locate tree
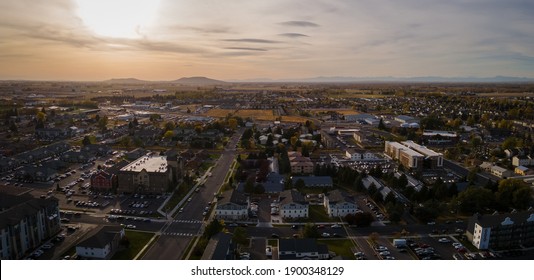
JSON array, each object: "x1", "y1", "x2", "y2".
[
  {"x1": 163, "y1": 130, "x2": 174, "y2": 139},
  {"x1": 228, "y1": 118, "x2": 238, "y2": 130},
  {"x1": 82, "y1": 135, "x2": 92, "y2": 146},
  {"x1": 164, "y1": 121, "x2": 175, "y2": 131},
  {"x1": 457, "y1": 187, "x2": 495, "y2": 214},
  {"x1": 204, "y1": 219, "x2": 223, "y2": 239},
  {"x1": 378, "y1": 118, "x2": 386, "y2": 130},
  {"x1": 496, "y1": 179, "x2": 532, "y2": 210},
  {"x1": 232, "y1": 227, "x2": 249, "y2": 248},
  {"x1": 345, "y1": 212, "x2": 374, "y2": 227},
  {"x1": 97, "y1": 115, "x2": 108, "y2": 131},
  {"x1": 294, "y1": 178, "x2": 305, "y2": 190}
]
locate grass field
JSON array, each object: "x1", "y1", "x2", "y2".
[
  {"x1": 309, "y1": 109, "x2": 361, "y2": 115},
  {"x1": 112, "y1": 230, "x2": 155, "y2": 260},
  {"x1": 317, "y1": 239, "x2": 357, "y2": 259}
]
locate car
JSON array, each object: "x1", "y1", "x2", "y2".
[
  {"x1": 354, "y1": 252, "x2": 364, "y2": 257},
  {"x1": 202, "y1": 211, "x2": 208, "y2": 216},
  {"x1": 179, "y1": 208, "x2": 184, "y2": 213},
  {"x1": 292, "y1": 234, "x2": 300, "y2": 238},
  {"x1": 228, "y1": 223, "x2": 238, "y2": 227},
  {"x1": 321, "y1": 232, "x2": 331, "y2": 238},
  {"x1": 384, "y1": 256, "x2": 396, "y2": 260},
  {"x1": 316, "y1": 224, "x2": 325, "y2": 229},
  {"x1": 331, "y1": 224, "x2": 341, "y2": 228},
  {"x1": 291, "y1": 225, "x2": 299, "y2": 230},
  {"x1": 427, "y1": 221, "x2": 436, "y2": 225},
  {"x1": 379, "y1": 251, "x2": 391, "y2": 256},
  {"x1": 125, "y1": 224, "x2": 136, "y2": 229},
  {"x1": 438, "y1": 238, "x2": 451, "y2": 243},
  {"x1": 187, "y1": 197, "x2": 192, "y2": 202},
  {"x1": 41, "y1": 243, "x2": 53, "y2": 250},
  {"x1": 455, "y1": 228, "x2": 464, "y2": 233}
]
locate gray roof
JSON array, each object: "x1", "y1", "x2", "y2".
[
  {"x1": 0, "y1": 188, "x2": 58, "y2": 229},
  {"x1": 76, "y1": 225, "x2": 123, "y2": 249},
  {"x1": 279, "y1": 189, "x2": 306, "y2": 205},
  {"x1": 291, "y1": 176, "x2": 333, "y2": 186},
  {"x1": 218, "y1": 190, "x2": 248, "y2": 206},
  {"x1": 326, "y1": 189, "x2": 354, "y2": 204},
  {"x1": 468, "y1": 211, "x2": 534, "y2": 232}
]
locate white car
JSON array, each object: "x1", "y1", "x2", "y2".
[
  {"x1": 321, "y1": 232, "x2": 331, "y2": 238},
  {"x1": 331, "y1": 224, "x2": 342, "y2": 228},
  {"x1": 438, "y1": 238, "x2": 451, "y2": 243}
]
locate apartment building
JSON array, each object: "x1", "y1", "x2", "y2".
[{"x1": 467, "y1": 211, "x2": 534, "y2": 250}]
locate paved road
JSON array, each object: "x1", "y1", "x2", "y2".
[{"x1": 142, "y1": 129, "x2": 244, "y2": 260}]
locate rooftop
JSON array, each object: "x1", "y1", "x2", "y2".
[
  {"x1": 120, "y1": 155, "x2": 168, "y2": 173},
  {"x1": 401, "y1": 140, "x2": 442, "y2": 157}
]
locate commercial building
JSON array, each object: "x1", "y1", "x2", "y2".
[
  {"x1": 0, "y1": 187, "x2": 61, "y2": 259},
  {"x1": 117, "y1": 151, "x2": 182, "y2": 194},
  {"x1": 90, "y1": 170, "x2": 117, "y2": 193},
  {"x1": 401, "y1": 141, "x2": 444, "y2": 168},
  {"x1": 467, "y1": 211, "x2": 534, "y2": 250}
]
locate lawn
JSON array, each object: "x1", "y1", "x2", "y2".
[
  {"x1": 317, "y1": 239, "x2": 357, "y2": 259},
  {"x1": 112, "y1": 230, "x2": 155, "y2": 260},
  {"x1": 308, "y1": 205, "x2": 335, "y2": 222}
]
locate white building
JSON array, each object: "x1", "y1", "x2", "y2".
[
  {"x1": 215, "y1": 190, "x2": 249, "y2": 221},
  {"x1": 324, "y1": 190, "x2": 358, "y2": 218},
  {"x1": 279, "y1": 189, "x2": 308, "y2": 219},
  {"x1": 490, "y1": 165, "x2": 512, "y2": 178},
  {"x1": 345, "y1": 149, "x2": 378, "y2": 161},
  {"x1": 468, "y1": 211, "x2": 534, "y2": 250},
  {"x1": 75, "y1": 226, "x2": 124, "y2": 259},
  {"x1": 512, "y1": 156, "x2": 533, "y2": 167}
]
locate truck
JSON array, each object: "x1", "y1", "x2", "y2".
[{"x1": 393, "y1": 239, "x2": 407, "y2": 248}]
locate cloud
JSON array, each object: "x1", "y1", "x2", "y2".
[
  {"x1": 223, "y1": 38, "x2": 280, "y2": 44},
  {"x1": 224, "y1": 47, "x2": 268, "y2": 52},
  {"x1": 279, "y1": 21, "x2": 319, "y2": 27},
  {"x1": 278, "y1": 33, "x2": 309, "y2": 38}
]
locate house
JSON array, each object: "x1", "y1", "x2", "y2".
[
  {"x1": 291, "y1": 176, "x2": 333, "y2": 188},
  {"x1": 278, "y1": 189, "x2": 308, "y2": 219},
  {"x1": 395, "y1": 115, "x2": 418, "y2": 124},
  {"x1": 81, "y1": 144, "x2": 112, "y2": 156},
  {"x1": 288, "y1": 152, "x2": 314, "y2": 174},
  {"x1": 75, "y1": 225, "x2": 125, "y2": 259},
  {"x1": 278, "y1": 239, "x2": 329, "y2": 260},
  {"x1": 324, "y1": 190, "x2": 358, "y2": 218},
  {"x1": 479, "y1": 162, "x2": 494, "y2": 172},
  {"x1": 490, "y1": 165, "x2": 512, "y2": 178},
  {"x1": 14, "y1": 166, "x2": 57, "y2": 182},
  {"x1": 0, "y1": 186, "x2": 61, "y2": 259},
  {"x1": 201, "y1": 232, "x2": 234, "y2": 260},
  {"x1": 512, "y1": 156, "x2": 533, "y2": 167},
  {"x1": 515, "y1": 166, "x2": 533, "y2": 176},
  {"x1": 35, "y1": 127, "x2": 69, "y2": 140},
  {"x1": 90, "y1": 170, "x2": 117, "y2": 193},
  {"x1": 467, "y1": 211, "x2": 534, "y2": 250},
  {"x1": 215, "y1": 190, "x2": 249, "y2": 221},
  {"x1": 61, "y1": 151, "x2": 93, "y2": 163},
  {"x1": 345, "y1": 149, "x2": 377, "y2": 161},
  {"x1": 261, "y1": 172, "x2": 285, "y2": 193}
]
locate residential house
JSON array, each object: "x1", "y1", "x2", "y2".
[
  {"x1": 215, "y1": 190, "x2": 249, "y2": 221},
  {"x1": 467, "y1": 211, "x2": 534, "y2": 250},
  {"x1": 515, "y1": 166, "x2": 533, "y2": 176},
  {"x1": 288, "y1": 152, "x2": 314, "y2": 175},
  {"x1": 291, "y1": 176, "x2": 333, "y2": 188},
  {"x1": 81, "y1": 144, "x2": 112, "y2": 157},
  {"x1": 0, "y1": 186, "x2": 61, "y2": 259},
  {"x1": 61, "y1": 151, "x2": 93, "y2": 163},
  {"x1": 75, "y1": 225, "x2": 125, "y2": 259},
  {"x1": 278, "y1": 189, "x2": 308, "y2": 219},
  {"x1": 490, "y1": 165, "x2": 512, "y2": 179},
  {"x1": 512, "y1": 156, "x2": 533, "y2": 167},
  {"x1": 324, "y1": 190, "x2": 358, "y2": 218},
  {"x1": 278, "y1": 239, "x2": 329, "y2": 260}
]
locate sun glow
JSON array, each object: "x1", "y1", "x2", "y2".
[{"x1": 75, "y1": 0, "x2": 160, "y2": 38}]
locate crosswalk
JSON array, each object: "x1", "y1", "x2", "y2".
[
  {"x1": 162, "y1": 232, "x2": 195, "y2": 237},
  {"x1": 172, "y1": 219, "x2": 202, "y2": 224}
]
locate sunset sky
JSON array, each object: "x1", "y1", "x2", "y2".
[{"x1": 0, "y1": 0, "x2": 533, "y2": 81}]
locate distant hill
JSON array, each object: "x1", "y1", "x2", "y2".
[
  {"x1": 103, "y1": 78, "x2": 148, "y2": 84},
  {"x1": 172, "y1": 76, "x2": 227, "y2": 85},
  {"x1": 231, "y1": 76, "x2": 534, "y2": 83}
]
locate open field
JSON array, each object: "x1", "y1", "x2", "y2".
[
  {"x1": 204, "y1": 108, "x2": 276, "y2": 121},
  {"x1": 308, "y1": 109, "x2": 361, "y2": 115}
]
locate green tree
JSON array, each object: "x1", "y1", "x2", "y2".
[
  {"x1": 163, "y1": 130, "x2": 174, "y2": 139},
  {"x1": 204, "y1": 219, "x2": 224, "y2": 239},
  {"x1": 496, "y1": 179, "x2": 532, "y2": 210},
  {"x1": 457, "y1": 187, "x2": 495, "y2": 214},
  {"x1": 232, "y1": 227, "x2": 249, "y2": 248},
  {"x1": 82, "y1": 135, "x2": 92, "y2": 146}
]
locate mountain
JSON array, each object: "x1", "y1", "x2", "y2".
[
  {"x1": 103, "y1": 78, "x2": 148, "y2": 84},
  {"x1": 172, "y1": 76, "x2": 227, "y2": 85}
]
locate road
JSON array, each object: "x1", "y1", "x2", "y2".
[{"x1": 142, "y1": 128, "x2": 244, "y2": 259}]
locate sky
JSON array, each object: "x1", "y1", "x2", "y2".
[{"x1": 0, "y1": 0, "x2": 533, "y2": 81}]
